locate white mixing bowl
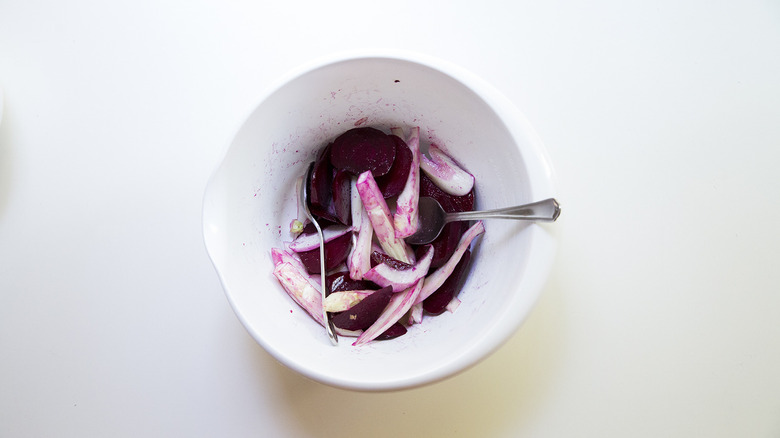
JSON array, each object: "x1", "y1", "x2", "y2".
[{"x1": 203, "y1": 50, "x2": 558, "y2": 391}]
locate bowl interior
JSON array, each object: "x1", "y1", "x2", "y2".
[{"x1": 203, "y1": 54, "x2": 556, "y2": 390}]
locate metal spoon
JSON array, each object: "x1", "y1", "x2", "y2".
[
  {"x1": 405, "y1": 197, "x2": 561, "y2": 245},
  {"x1": 299, "y1": 162, "x2": 338, "y2": 345}
]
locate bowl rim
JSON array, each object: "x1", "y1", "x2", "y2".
[{"x1": 202, "y1": 49, "x2": 558, "y2": 391}]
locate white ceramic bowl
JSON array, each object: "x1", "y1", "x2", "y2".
[{"x1": 203, "y1": 51, "x2": 558, "y2": 391}]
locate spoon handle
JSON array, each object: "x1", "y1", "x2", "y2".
[{"x1": 446, "y1": 198, "x2": 561, "y2": 222}]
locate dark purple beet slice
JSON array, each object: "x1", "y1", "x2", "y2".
[
  {"x1": 375, "y1": 135, "x2": 412, "y2": 198},
  {"x1": 309, "y1": 144, "x2": 339, "y2": 222},
  {"x1": 375, "y1": 322, "x2": 407, "y2": 340},
  {"x1": 331, "y1": 286, "x2": 393, "y2": 331},
  {"x1": 370, "y1": 251, "x2": 414, "y2": 270},
  {"x1": 429, "y1": 222, "x2": 463, "y2": 268},
  {"x1": 331, "y1": 169, "x2": 352, "y2": 226},
  {"x1": 423, "y1": 249, "x2": 471, "y2": 315},
  {"x1": 330, "y1": 127, "x2": 396, "y2": 177},
  {"x1": 298, "y1": 232, "x2": 352, "y2": 274},
  {"x1": 326, "y1": 271, "x2": 380, "y2": 296}
]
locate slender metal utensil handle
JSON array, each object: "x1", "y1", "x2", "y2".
[
  {"x1": 447, "y1": 198, "x2": 561, "y2": 222},
  {"x1": 301, "y1": 163, "x2": 338, "y2": 346}
]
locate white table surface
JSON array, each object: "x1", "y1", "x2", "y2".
[{"x1": 2, "y1": 1, "x2": 779, "y2": 436}]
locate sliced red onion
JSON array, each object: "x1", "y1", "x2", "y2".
[
  {"x1": 349, "y1": 177, "x2": 362, "y2": 230},
  {"x1": 353, "y1": 278, "x2": 424, "y2": 346},
  {"x1": 322, "y1": 290, "x2": 375, "y2": 312},
  {"x1": 356, "y1": 170, "x2": 411, "y2": 264},
  {"x1": 273, "y1": 262, "x2": 325, "y2": 327},
  {"x1": 408, "y1": 302, "x2": 423, "y2": 325},
  {"x1": 445, "y1": 297, "x2": 461, "y2": 313},
  {"x1": 289, "y1": 224, "x2": 352, "y2": 252},
  {"x1": 419, "y1": 144, "x2": 475, "y2": 196},
  {"x1": 363, "y1": 245, "x2": 433, "y2": 292},
  {"x1": 416, "y1": 221, "x2": 484, "y2": 304},
  {"x1": 347, "y1": 178, "x2": 373, "y2": 280},
  {"x1": 272, "y1": 256, "x2": 362, "y2": 337},
  {"x1": 271, "y1": 247, "x2": 307, "y2": 273},
  {"x1": 393, "y1": 127, "x2": 421, "y2": 238}
]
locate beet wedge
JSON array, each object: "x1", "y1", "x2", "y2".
[
  {"x1": 375, "y1": 322, "x2": 407, "y2": 340},
  {"x1": 423, "y1": 249, "x2": 471, "y2": 315},
  {"x1": 375, "y1": 133, "x2": 413, "y2": 198},
  {"x1": 353, "y1": 279, "x2": 424, "y2": 346},
  {"x1": 331, "y1": 286, "x2": 393, "y2": 331},
  {"x1": 296, "y1": 231, "x2": 353, "y2": 274}
]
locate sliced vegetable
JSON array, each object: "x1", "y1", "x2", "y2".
[
  {"x1": 393, "y1": 127, "x2": 421, "y2": 238},
  {"x1": 273, "y1": 261, "x2": 326, "y2": 326},
  {"x1": 349, "y1": 177, "x2": 363, "y2": 230},
  {"x1": 364, "y1": 245, "x2": 433, "y2": 292},
  {"x1": 331, "y1": 127, "x2": 396, "y2": 176},
  {"x1": 356, "y1": 170, "x2": 411, "y2": 264},
  {"x1": 419, "y1": 144, "x2": 474, "y2": 196},
  {"x1": 347, "y1": 177, "x2": 374, "y2": 281},
  {"x1": 445, "y1": 297, "x2": 461, "y2": 313},
  {"x1": 417, "y1": 221, "x2": 484, "y2": 304},
  {"x1": 289, "y1": 219, "x2": 304, "y2": 235},
  {"x1": 419, "y1": 173, "x2": 476, "y2": 267},
  {"x1": 271, "y1": 247, "x2": 307, "y2": 273},
  {"x1": 376, "y1": 134, "x2": 413, "y2": 198},
  {"x1": 326, "y1": 271, "x2": 379, "y2": 295},
  {"x1": 331, "y1": 169, "x2": 352, "y2": 226},
  {"x1": 297, "y1": 231, "x2": 353, "y2": 274},
  {"x1": 289, "y1": 225, "x2": 351, "y2": 252},
  {"x1": 370, "y1": 251, "x2": 413, "y2": 270},
  {"x1": 331, "y1": 286, "x2": 393, "y2": 331},
  {"x1": 423, "y1": 249, "x2": 471, "y2": 315},
  {"x1": 409, "y1": 302, "x2": 423, "y2": 325},
  {"x1": 353, "y1": 279, "x2": 424, "y2": 346},
  {"x1": 309, "y1": 143, "x2": 338, "y2": 221},
  {"x1": 272, "y1": 259, "x2": 362, "y2": 337},
  {"x1": 375, "y1": 322, "x2": 407, "y2": 340},
  {"x1": 323, "y1": 290, "x2": 376, "y2": 312}
]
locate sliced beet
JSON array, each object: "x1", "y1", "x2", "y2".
[
  {"x1": 331, "y1": 286, "x2": 393, "y2": 331},
  {"x1": 298, "y1": 231, "x2": 352, "y2": 274},
  {"x1": 331, "y1": 169, "x2": 352, "y2": 226},
  {"x1": 423, "y1": 249, "x2": 471, "y2": 315},
  {"x1": 375, "y1": 135, "x2": 413, "y2": 198},
  {"x1": 375, "y1": 322, "x2": 407, "y2": 340},
  {"x1": 370, "y1": 251, "x2": 414, "y2": 270},
  {"x1": 330, "y1": 127, "x2": 396, "y2": 177},
  {"x1": 429, "y1": 222, "x2": 463, "y2": 268},
  {"x1": 326, "y1": 271, "x2": 380, "y2": 296},
  {"x1": 309, "y1": 144, "x2": 339, "y2": 222}
]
